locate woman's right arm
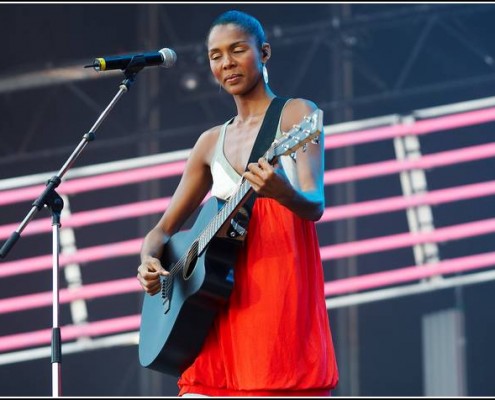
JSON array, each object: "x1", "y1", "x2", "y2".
[{"x1": 137, "y1": 128, "x2": 218, "y2": 295}]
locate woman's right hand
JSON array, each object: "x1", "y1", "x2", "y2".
[{"x1": 137, "y1": 256, "x2": 169, "y2": 296}]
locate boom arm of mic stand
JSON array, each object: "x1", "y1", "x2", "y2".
[{"x1": 0, "y1": 61, "x2": 145, "y2": 259}]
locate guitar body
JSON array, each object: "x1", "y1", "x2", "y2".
[{"x1": 138, "y1": 196, "x2": 244, "y2": 376}]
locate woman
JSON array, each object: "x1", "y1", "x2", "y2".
[{"x1": 137, "y1": 9, "x2": 339, "y2": 396}]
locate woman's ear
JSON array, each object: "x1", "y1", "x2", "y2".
[{"x1": 261, "y1": 43, "x2": 271, "y2": 62}]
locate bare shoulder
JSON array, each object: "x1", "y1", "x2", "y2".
[
  {"x1": 280, "y1": 98, "x2": 320, "y2": 132},
  {"x1": 192, "y1": 124, "x2": 223, "y2": 166},
  {"x1": 196, "y1": 124, "x2": 221, "y2": 146}
]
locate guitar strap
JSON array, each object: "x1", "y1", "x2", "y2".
[{"x1": 242, "y1": 96, "x2": 288, "y2": 214}]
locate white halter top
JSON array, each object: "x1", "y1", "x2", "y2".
[{"x1": 210, "y1": 101, "x2": 300, "y2": 201}]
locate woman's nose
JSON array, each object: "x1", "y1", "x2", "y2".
[{"x1": 222, "y1": 54, "x2": 236, "y2": 68}]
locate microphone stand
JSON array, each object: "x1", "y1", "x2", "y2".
[{"x1": 0, "y1": 58, "x2": 148, "y2": 397}]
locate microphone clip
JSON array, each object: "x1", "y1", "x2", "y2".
[
  {"x1": 123, "y1": 55, "x2": 147, "y2": 74},
  {"x1": 120, "y1": 55, "x2": 148, "y2": 90}
]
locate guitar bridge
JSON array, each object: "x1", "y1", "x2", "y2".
[{"x1": 161, "y1": 275, "x2": 173, "y2": 314}]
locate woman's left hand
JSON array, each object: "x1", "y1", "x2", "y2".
[{"x1": 243, "y1": 157, "x2": 293, "y2": 200}]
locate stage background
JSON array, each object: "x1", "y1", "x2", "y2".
[{"x1": 0, "y1": 3, "x2": 494, "y2": 396}]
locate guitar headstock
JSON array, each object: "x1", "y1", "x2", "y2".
[{"x1": 265, "y1": 108, "x2": 323, "y2": 162}]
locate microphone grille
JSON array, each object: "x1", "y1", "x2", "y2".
[{"x1": 159, "y1": 48, "x2": 177, "y2": 68}]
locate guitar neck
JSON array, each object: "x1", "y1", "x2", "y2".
[{"x1": 198, "y1": 179, "x2": 253, "y2": 254}]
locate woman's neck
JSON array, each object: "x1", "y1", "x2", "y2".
[{"x1": 232, "y1": 85, "x2": 276, "y2": 124}]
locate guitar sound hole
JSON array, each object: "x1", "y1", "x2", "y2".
[{"x1": 183, "y1": 242, "x2": 199, "y2": 280}]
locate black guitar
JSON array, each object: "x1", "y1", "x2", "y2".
[{"x1": 138, "y1": 109, "x2": 323, "y2": 376}]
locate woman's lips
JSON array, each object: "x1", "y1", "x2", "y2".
[{"x1": 225, "y1": 74, "x2": 241, "y2": 83}]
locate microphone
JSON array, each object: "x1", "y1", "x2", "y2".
[{"x1": 85, "y1": 48, "x2": 177, "y2": 71}]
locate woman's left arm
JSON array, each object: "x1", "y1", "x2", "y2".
[{"x1": 243, "y1": 98, "x2": 325, "y2": 221}]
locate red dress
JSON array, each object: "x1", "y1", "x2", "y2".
[{"x1": 177, "y1": 197, "x2": 339, "y2": 396}]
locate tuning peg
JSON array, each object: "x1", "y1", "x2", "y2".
[{"x1": 291, "y1": 135, "x2": 300, "y2": 144}]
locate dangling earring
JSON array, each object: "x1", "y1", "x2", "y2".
[{"x1": 262, "y1": 64, "x2": 269, "y2": 84}]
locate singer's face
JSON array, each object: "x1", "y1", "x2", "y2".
[{"x1": 207, "y1": 24, "x2": 263, "y2": 95}]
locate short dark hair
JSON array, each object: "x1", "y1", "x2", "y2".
[{"x1": 207, "y1": 10, "x2": 266, "y2": 48}]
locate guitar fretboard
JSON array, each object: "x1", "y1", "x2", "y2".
[{"x1": 198, "y1": 178, "x2": 253, "y2": 254}]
